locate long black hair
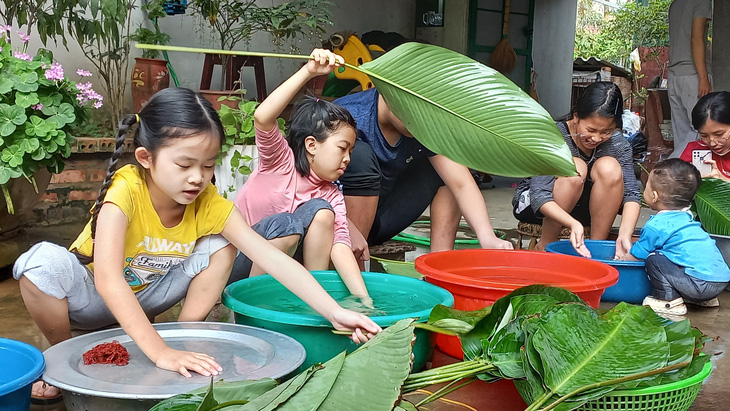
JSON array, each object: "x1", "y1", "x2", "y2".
[
  {"x1": 568, "y1": 81, "x2": 624, "y2": 130},
  {"x1": 692, "y1": 91, "x2": 730, "y2": 131},
  {"x1": 286, "y1": 95, "x2": 357, "y2": 177},
  {"x1": 74, "y1": 88, "x2": 224, "y2": 264}
]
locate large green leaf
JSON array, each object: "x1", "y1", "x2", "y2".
[
  {"x1": 149, "y1": 379, "x2": 278, "y2": 411},
  {"x1": 529, "y1": 303, "x2": 669, "y2": 398},
  {"x1": 240, "y1": 366, "x2": 317, "y2": 411},
  {"x1": 356, "y1": 42, "x2": 576, "y2": 177},
  {"x1": 318, "y1": 318, "x2": 415, "y2": 411},
  {"x1": 277, "y1": 351, "x2": 346, "y2": 410},
  {"x1": 694, "y1": 178, "x2": 730, "y2": 235}
]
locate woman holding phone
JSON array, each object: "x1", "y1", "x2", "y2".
[{"x1": 680, "y1": 91, "x2": 730, "y2": 182}]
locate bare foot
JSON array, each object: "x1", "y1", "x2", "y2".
[{"x1": 31, "y1": 380, "x2": 61, "y2": 400}]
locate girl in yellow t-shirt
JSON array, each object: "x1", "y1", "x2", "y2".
[{"x1": 14, "y1": 87, "x2": 380, "y2": 402}]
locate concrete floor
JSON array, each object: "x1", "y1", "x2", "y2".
[{"x1": 0, "y1": 176, "x2": 726, "y2": 410}]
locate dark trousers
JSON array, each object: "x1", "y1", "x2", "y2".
[
  {"x1": 645, "y1": 253, "x2": 727, "y2": 301},
  {"x1": 339, "y1": 140, "x2": 445, "y2": 245}
]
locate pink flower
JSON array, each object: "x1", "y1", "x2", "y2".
[
  {"x1": 31, "y1": 103, "x2": 44, "y2": 110},
  {"x1": 13, "y1": 52, "x2": 32, "y2": 61},
  {"x1": 93, "y1": 101, "x2": 103, "y2": 109},
  {"x1": 76, "y1": 69, "x2": 92, "y2": 77},
  {"x1": 44, "y1": 62, "x2": 65, "y2": 81},
  {"x1": 18, "y1": 32, "x2": 30, "y2": 43}
]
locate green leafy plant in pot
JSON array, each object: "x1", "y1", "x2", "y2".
[
  {"x1": 213, "y1": 92, "x2": 285, "y2": 198},
  {"x1": 188, "y1": 0, "x2": 333, "y2": 92},
  {"x1": 0, "y1": 30, "x2": 102, "y2": 225}
]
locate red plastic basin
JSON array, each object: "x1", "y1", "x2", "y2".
[{"x1": 415, "y1": 249, "x2": 618, "y2": 359}]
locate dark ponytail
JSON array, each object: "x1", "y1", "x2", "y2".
[
  {"x1": 692, "y1": 91, "x2": 730, "y2": 132},
  {"x1": 74, "y1": 88, "x2": 224, "y2": 264},
  {"x1": 570, "y1": 81, "x2": 624, "y2": 130},
  {"x1": 287, "y1": 95, "x2": 357, "y2": 176}
]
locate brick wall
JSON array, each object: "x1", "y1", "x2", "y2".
[{"x1": 31, "y1": 137, "x2": 134, "y2": 226}]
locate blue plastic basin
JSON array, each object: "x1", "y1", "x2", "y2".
[
  {"x1": 0, "y1": 338, "x2": 45, "y2": 411},
  {"x1": 545, "y1": 240, "x2": 651, "y2": 303},
  {"x1": 223, "y1": 271, "x2": 454, "y2": 371}
]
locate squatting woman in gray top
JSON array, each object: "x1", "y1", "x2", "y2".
[{"x1": 512, "y1": 82, "x2": 641, "y2": 259}]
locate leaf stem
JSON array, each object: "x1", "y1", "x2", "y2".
[
  {"x1": 331, "y1": 321, "x2": 460, "y2": 336},
  {"x1": 414, "y1": 377, "x2": 478, "y2": 407},
  {"x1": 208, "y1": 400, "x2": 250, "y2": 410}
]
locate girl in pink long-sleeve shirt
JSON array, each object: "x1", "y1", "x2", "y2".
[{"x1": 231, "y1": 49, "x2": 369, "y2": 298}]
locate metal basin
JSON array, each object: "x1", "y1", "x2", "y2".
[{"x1": 42, "y1": 322, "x2": 306, "y2": 410}]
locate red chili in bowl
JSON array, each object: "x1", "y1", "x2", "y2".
[{"x1": 82, "y1": 340, "x2": 129, "y2": 366}]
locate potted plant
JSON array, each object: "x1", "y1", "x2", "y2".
[
  {"x1": 0, "y1": 29, "x2": 102, "y2": 232},
  {"x1": 188, "y1": 0, "x2": 333, "y2": 98},
  {"x1": 130, "y1": 0, "x2": 172, "y2": 112},
  {"x1": 212, "y1": 92, "x2": 285, "y2": 198}
]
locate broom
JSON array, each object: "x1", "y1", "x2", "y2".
[{"x1": 489, "y1": 0, "x2": 516, "y2": 74}]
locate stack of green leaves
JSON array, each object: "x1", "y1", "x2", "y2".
[
  {"x1": 150, "y1": 318, "x2": 419, "y2": 411},
  {"x1": 406, "y1": 285, "x2": 709, "y2": 410},
  {"x1": 693, "y1": 177, "x2": 730, "y2": 236}
]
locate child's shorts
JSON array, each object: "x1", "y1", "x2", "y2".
[
  {"x1": 12, "y1": 235, "x2": 230, "y2": 330},
  {"x1": 229, "y1": 198, "x2": 334, "y2": 284}
]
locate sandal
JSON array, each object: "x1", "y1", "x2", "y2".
[{"x1": 30, "y1": 380, "x2": 64, "y2": 405}]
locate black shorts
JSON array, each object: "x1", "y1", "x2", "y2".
[
  {"x1": 513, "y1": 181, "x2": 594, "y2": 226},
  {"x1": 339, "y1": 140, "x2": 444, "y2": 245}
]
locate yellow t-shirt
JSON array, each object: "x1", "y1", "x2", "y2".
[{"x1": 70, "y1": 165, "x2": 234, "y2": 292}]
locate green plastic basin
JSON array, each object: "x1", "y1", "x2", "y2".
[{"x1": 222, "y1": 271, "x2": 454, "y2": 371}]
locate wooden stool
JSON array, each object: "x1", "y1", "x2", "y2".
[
  {"x1": 369, "y1": 240, "x2": 416, "y2": 262},
  {"x1": 199, "y1": 54, "x2": 268, "y2": 102},
  {"x1": 516, "y1": 221, "x2": 591, "y2": 250}
]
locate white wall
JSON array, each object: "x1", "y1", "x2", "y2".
[
  {"x1": 154, "y1": 0, "x2": 416, "y2": 97},
  {"x1": 532, "y1": 0, "x2": 577, "y2": 118},
  {"x1": 18, "y1": 1, "x2": 415, "y2": 114}
]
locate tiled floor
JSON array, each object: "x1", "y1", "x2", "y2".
[{"x1": 0, "y1": 176, "x2": 726, "y2": 410}]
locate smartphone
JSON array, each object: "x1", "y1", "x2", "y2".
[{"x1": 692, "y1": 149, "x2": 713, "y2": 176}]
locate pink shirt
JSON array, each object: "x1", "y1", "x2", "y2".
[{"x1": 234, "y1": 126, "x2": 351, "y2": 247}]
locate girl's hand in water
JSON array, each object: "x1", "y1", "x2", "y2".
[
  {"x1": 569, "y1": 222, "x2": 592, "y2": 258},
  {"x1": 306, "y1": 48, "x2": 344, "y2": 76},
  {"x1": 329, "y1": 308, "x2": 382, "y2": 344},
  {"x1": 155, "y1": 347, "x2": 223, "y2": 378}
]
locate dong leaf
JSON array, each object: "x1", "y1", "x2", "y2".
[
  {"x1": 149, "y1": 380, "x2": 278, "y2": 411},
  {"x1": 461, "y1": 285, "x2": 585, "y2": 360},
  {"x1": 694, "y1": 178, "x2": 730, "y2": 236},
  {"x1": 356, "y1": 42, "x2": 576, "y2": 177},
  {"x1": 240, "y1": 366, "x2": 317, "y2": 411},
  {"x1": 529, "y1": 303, "x2": 669, "y2": 400},
  {"x1": 277, "y1": 351, "x2": 345, "y2": 410},
  {"x1": 318, "y1": 318, "x2": 415, "y2": 411}
]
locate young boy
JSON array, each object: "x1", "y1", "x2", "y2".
[{"x1": 620, "y1": 159, "x2": 729, "y2": 317}]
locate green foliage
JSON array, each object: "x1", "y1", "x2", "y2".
[
  {"x1": 575, "y1": 0, "x2": 670, "y2": 66},
  {"x1": 0, "y1": 35, "x2": 100, "y2": 213},
  {"x1": 130, "y1": 28, "x2": 171, "y2": 60},
  {"x1": 189, "y1": 0, "x2": 333, "y2": 52},
  {"x1": 6, "y1": 0, "x2": 136, "y2": 127},
  {"x1": 409, "y1": 286, "x2": 706, "y2": 410},
  {"x1": 357, "y1": 42, "x2": 577, "y2": 178},
  {"x1": 693, "y1": 178, "x2": 730, "y2": 236},
  {"x1": 150, "y1": 319, "x2": 415, "y2": 411},
  {"x1": 130, "y1": 0, "x2": 172, "y2": 60},
  {"x1": 216, "y1": 93, "x2": 285, "y2": 179}
]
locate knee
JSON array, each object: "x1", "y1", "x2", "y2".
[
  {"x1": 558, "y1": 174, "x2": 585, "y2": 193},
  {"x1": 591, "y1": 157, "x2": 622, "y2": 186},
  {"x1": 311, "y1": 208, "x2": 335, "y2": 230}
]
